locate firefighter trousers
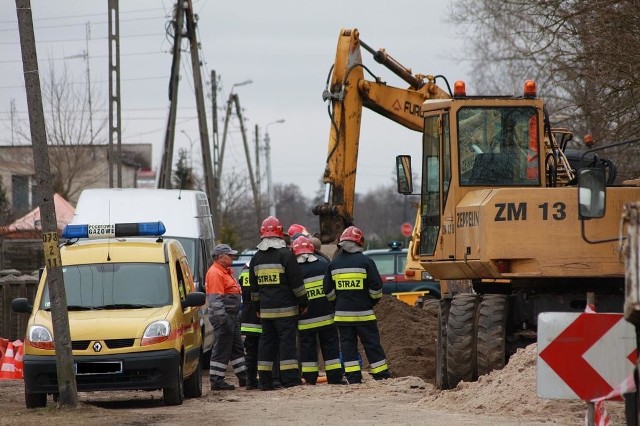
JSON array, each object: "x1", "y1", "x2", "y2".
[
  {"x1": 338, "y1": 322, "x2": 390, "y2": 384},
  {"x1": 244, "y1": 333, "x2": 281, "y2": 386},
  {"x1": 299, "y1": 325, "x2": 343, "y2": 384},
  {"x1": 258, "y1": 316, "x2": 300, "y2": 387},
  {"x1": 209, "y1": 314, "x2": 247, "y2": 384}
]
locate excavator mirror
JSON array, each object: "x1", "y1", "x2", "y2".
[
  {"x1": 577, "y1": 168, "x2": 606, "y2": 219},
  {"x1": 396, "y1": 155, "x2": 413, "y2": 195}
]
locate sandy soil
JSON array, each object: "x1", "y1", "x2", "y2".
[{"x1": 0, "y1": 296, "x2": 627, "y2": 425}]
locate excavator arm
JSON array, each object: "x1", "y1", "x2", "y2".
[{"x1": 313, "y1": 28, "x2": 450, "y2": 244}]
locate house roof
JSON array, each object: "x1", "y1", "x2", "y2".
[{"x1": 3, "y1": 193, "x2": 75, "y2": 235}]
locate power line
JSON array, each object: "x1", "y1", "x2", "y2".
[
  {"x1": 0, "y1": 15, "x2": 166, "y2": 32},
  {"x1": 0, "y1": 8, "x2": 167, "y2": 25},
  {"x1": 0, "y1": 50, "x2": 167, "y2": 65},
  {"x1": 0, "y1": 32, "x2": 165, "y2": 46},
  {"x1": 0, "y1": 75, "x2": 169, "y2": 90}
]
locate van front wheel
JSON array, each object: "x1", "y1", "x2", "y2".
[
  {"x1": 163, "y1": 361, "x2": 184, "y2": 406},
  {"x1": 184, "y1": 353, "x2": 203, "y2": 398}
]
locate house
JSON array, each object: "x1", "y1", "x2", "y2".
[{"x1": 0, "y1": 143, "x2": 154, "y2": 214}]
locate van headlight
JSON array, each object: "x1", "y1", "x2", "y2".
[
  {"x1": 141, "y1": 320, "x2": 171, "y2": 346},
  {"x1": 28, "y1": 325, "x2": 54, "y2": 350}
]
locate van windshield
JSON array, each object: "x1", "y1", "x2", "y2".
[{"x1": 40, "y1": 263, "x2": 172, "y2": 310}]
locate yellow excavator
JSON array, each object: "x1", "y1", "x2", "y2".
[
  {"x1": 394, "y1": 67, "x2": 640, "y2": 389},
  {"x1": 315, "y1": 28, "x2": 640, "y2": 390}
]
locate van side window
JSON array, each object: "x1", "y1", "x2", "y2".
[{"x1": 175, "y1": 260, "x2": 187, "y2": 301}]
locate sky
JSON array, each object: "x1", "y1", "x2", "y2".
[{"x1": 0, "y1": 0, "x2": 470, "y2": 199}]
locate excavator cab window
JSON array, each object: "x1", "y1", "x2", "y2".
[
  {"x1": 458, "y1": 106, "x2": 539, "y2": 186},
  {"x1": 420, "y1": 114, "x2": 443, "y2": 256}
]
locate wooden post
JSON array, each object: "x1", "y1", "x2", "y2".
[{"x1": 15, "y1": 0, "x2": 78, "y2": 407}]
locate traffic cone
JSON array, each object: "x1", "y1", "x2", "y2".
[
  {"x1": 0, "y1": 338, "x2": 8, "y2": 361},
  {"x1": 0, "y1": 342, "x2": 20, "y2": 380},
  {"x1": 13, "y1": 341, "x2": 23, "y2": 378}
]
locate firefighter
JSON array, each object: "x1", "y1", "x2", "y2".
[
  {"x1": 206, "y1": 244, "x2": 247, "y2": 390},
  {"x1": 288, "y1": 223, "x2": 330, "y2": 263},
  {"x1": 238, "y1": 262, "x2": 260, "y2": 390},
  {"x1": 239, "y1": 261, "x2": 282, "y2": 390},
  {"x1": 324, "y1": 226, "x2": 390, "y2": 384},
  {"x1": 291, "y1": 235, "x2": 345, "y2": 385},
  {"x1": 249, "y1": 216, "x2": 308, "y2": 390},
  {"x1": 287, "y1": 223, "x2": 310, "y2": 239}
]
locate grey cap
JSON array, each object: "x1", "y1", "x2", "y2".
[{"x1": 213, "y1": 243, "x2": 238, "y2": 257}]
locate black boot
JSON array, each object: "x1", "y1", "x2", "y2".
[
  {"x1": 238, "y1": 373, "x2": 247, "y2": 387},
  {"x1": 245, "y1": 366, "x2": 258, "y2": 390},
  {"x1": 259, "y1": 371, "x2": 274, "y2": 391}
]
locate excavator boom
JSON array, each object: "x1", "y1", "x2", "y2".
[{"x1": 313, "y1": 28, "x2": 449, "y2": 244}]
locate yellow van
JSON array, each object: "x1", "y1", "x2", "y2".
[{"x1": 12, "y1": 222, "x2": 206, "y2": 408}]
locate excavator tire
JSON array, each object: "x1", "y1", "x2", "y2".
[
  {"x1": 476, "y1": 294, "x2": 508, "y2": 377},
  {"x1": 446, "y1": 293, "x2": 479, "y2": 388},
  {"x1": 423, "y1": 298, "x2": 440, "y2": 319},
  {"x1": 435, "y1": 298, "x2": 451, "y2": 390}
]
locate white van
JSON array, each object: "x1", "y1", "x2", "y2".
[{"x1": 73, "y1": 188, "x2": 216, "y2": 360}]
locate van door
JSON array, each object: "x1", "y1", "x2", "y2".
[{"x1": 176, "y1": 257, "x2": 201, "y2": 371}]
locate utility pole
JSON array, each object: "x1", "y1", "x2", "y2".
[
  {"x1": 218, "y1": 79, "x2": 252, "y2": 181},
  {"x1": 211, "y1": 70, "x2": 221, "y2": 236},
  {"x1": 108, "y1": 0, "x2": 122, "y2": 187},
  {"x1": 15, "y1": 0, "x2": 78, "y2": 407},
  {"x1": 85, "y1": 22, "x2": 94, "y2": 142},
  {"x1": 158, "y1": 0, "x2": 184, "y2": 189},
  {"x1": 254, "y1": 124, "x2": 261, "y2": 215},
  {"x1": 10, "y1": 99, "x2": 15, "y2": 146},
  {"x1": 64, "y1": 22, "x2": 94, "y2": 143},
  {"x1": 233, "y1": 94, "x2": 261, "y2": 229},
  {"x1": 158, "y1": 0, "x2": 215, "y2": 211},
  {"x1": 265, "y1": 119, "x2": 284, "y2": 217},
  {"x1": 184, "y1": 0, "x2": 215, "y2": 213}
]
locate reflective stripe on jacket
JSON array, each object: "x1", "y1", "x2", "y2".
[
  {"x1": 323, "y1": 250, "x2": 383, "y2": 324},
  {"x1": 249, "y1": 246, "x2": 307, "y2": 319},
  {"x1": 297, "y1": 257, "x2": 335, "y2": 330}
]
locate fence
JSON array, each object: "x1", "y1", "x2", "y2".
[
  {"x1": 0, "y1": 238, "x2": 44, "y2": 275},
  {"x1": 0, "y1": 271, "x2": 39, "y2": 341}
]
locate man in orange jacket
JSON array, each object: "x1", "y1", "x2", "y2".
[{"x1": 206, "y1": 244, "x2": 247, "y2": 390}]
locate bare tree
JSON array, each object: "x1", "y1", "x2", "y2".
[
  {"x1": 273, "y1": 183, "x2": 316, "y2": 233},
  {"x1": 11, "y1": 62, "x2": 108, "y2": 200},
  {"x1": 355, "y1": 183, "x2": 416, "y2": 248},
  {"x1": 173, "y1": 148, "x2": 195, "y2": 189},
  {"x1": 216, "y1": 170, "x2": 257, "y2": 250},
  {"x1": 451, "y1": 0, "x2": 640, "y2": 176}
]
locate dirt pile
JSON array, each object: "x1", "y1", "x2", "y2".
[
  {"x1": 373, "y1": 295, "x2": 626, "y2": 424},
  {"x1": 373, "y1": 295, "x2": 437, "y2": 381},
  {"x1": 419, "y1": 343, "x2": 626, "y2": 424}
]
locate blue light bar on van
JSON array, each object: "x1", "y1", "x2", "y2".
[{"x1": 62, "y1": 221, "x2": 167, "y2": 239}]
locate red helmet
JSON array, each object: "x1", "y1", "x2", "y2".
[
  {"x1": 260, "y1": 216, "x2": 284, "y2": 238},
  {"x1": 292, "y1": 236, "x2": 314, "y2": 256},
  {"x1": 339, "y1": 226, "x2": 365, "y2": 246},
  {"x1": 287, "y1": 224, "x2": 308, "y2": 238}
]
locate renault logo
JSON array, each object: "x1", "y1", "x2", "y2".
[{"x1": 93, "y1": 342, "x2": 102, "y2": 352}]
